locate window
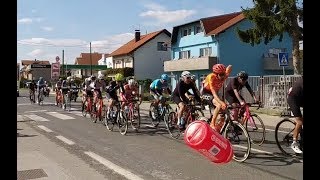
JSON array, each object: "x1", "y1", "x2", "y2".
[
  {"x1": 183, "y1": 29, "x2": 188, "y2": 36},
  {"x1": 179, "y1": 50, "x2": 191, "y2": 59},
  {"x1": 157, "y1": 42, "x2": 167, "y2": 51},
  {"x1": 181, "y1": 28, "x2": 192, "y2": 37},
  {"x1": 200, "y1": 47, "x2": 212, "y2": 57},
  {"x1": 188, "y1": 28, "x2": 192, "y2": 35},
  {"x1": 195, "y1": 26, "x2": 203, "y2": 34}
]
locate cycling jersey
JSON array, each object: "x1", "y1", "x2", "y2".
[
  {"x1": 150, "y1": 79, "x2": 169, "y2": 95},
  {"x1": 123, "y1": 84, "x2": 138, "y2": 100},
  {"x1": 225, "y1": 77, "x2": 254, "y2": 104},
  {"x1": 203, "y1": 73, "x2": 227, "y2": 94},
  {"x1": 172, "y1": 80, "x2": 201, "y2": 103},
  {"x1": 29, "y1": 82, "x2": 36, "y2": 90},
  {"x1": 106, "y1": 81, "x2": 125, "y2": 100},
  {"x1": 288, "y1": 78, "x2": 303, "y2": 117}
]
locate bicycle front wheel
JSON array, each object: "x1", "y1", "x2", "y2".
[
  {"x1": 118, "y1": 111, "x2": 128, "y2": 135},
  {"x1": 275, "y1": 118, "x2": 299, "y2": 156},
  {"x1": 149, "y1": 103, "x2": 160, "y2": 127},
  {"x1": 130, "y1": 107, "x2": 141, "y2": 131},
  {"x1": 223, "y1": 121, "x2": 251, "y2": 162},
  {"x1": 246, "y1": 114, "x2": 266, "y2": 146},
  {"x1": 165, "y1": 112, "x2": 181, "y2": 139}
]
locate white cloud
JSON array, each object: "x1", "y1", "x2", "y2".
[
  {"x1": 27, "y1": 49, "x2": 45, "y2": 57},
  {"x1": 90, "y1": 33, "x2": 134, "y2": 53},
  {"x1": 18, "y1": 38, "x2": 87, "y2": 47},
  {"x1": 41, "y1": 26, "x2": 53, "y2": 31},
  {"x1": 140, "y1": 3, "x2": 196, "y2": 24},
  {"x1": 140, "y1": 9, "x2": 196, "y2": 23},
  {"x1": 35, "y1": 17, "x2": 44, "y2": 22},
  {"x1": 18, "y1": 18, "x2": 33, "y2": 24}
]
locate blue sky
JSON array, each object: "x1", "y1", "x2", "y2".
[{"x1": 17, "y1": 0, "x2": 254, "y2": 64}]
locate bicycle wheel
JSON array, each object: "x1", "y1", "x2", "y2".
[
  {"x1": 165, "y1": 111, "x2": 181, "y2": 139},
  {"x1": 105, "y1": 108, "x2": 116, "y2": 131},
  {"x1": 91, "y1": 104, "x2": 97, "y2": 123},
  {"x1": 246, "y1": 114, "x2": 266, "y2": 146},
  {"x1": 130, "y1": 106, "x2": 141, "y2": 131},
  {"x1": 223, "y1": 121, "x2": 251, "y2": 162},
  {"x1": 149, "y1": 103, "x2": 160, "y2": 127},
  {"x1": 82, "y1": 101, "x2": 87, "y2": 117},
  {"x1": 117, "y1": 111, "x2": 128, "y2": 135},
  {"x1": 66, "y1": 92, "x2": 72, "y2": 111},
  {"x1": 193, "y1": 109, "x2": 205, "y2": 121},
  {"x1": 275, "y1": 118, "x2": 301, "y2": 156}
]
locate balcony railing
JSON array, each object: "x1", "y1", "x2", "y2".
[{"x1": 164, "y1": 56, "x2": 217, "y2": 72}]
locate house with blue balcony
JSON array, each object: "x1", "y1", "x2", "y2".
[{"x1": 164, "y1": 12, "x2": 293, "y2": 89}]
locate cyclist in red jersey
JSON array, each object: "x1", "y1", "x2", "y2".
[{"x1": 201, "y1": 64, "x2": 232, "y2": 131}]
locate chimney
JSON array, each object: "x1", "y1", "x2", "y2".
[{"x1": 135, "y1": 30, "x2": 140, "y2": 42}]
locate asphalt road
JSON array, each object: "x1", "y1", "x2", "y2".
[{"x1": 17, "y1": 89, "x2": 303, "y2": 180}]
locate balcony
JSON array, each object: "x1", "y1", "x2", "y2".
[
  {"x1": 263, "y1": 57, "x2": 294, "y2": 70},
  {"x1": 164, "y1": 56, "x2": 217, "y2": 72}
]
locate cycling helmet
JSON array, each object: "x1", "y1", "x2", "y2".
[
  {"x1": 98, "y1": 74, "x2": 104, "y2": 80},
  {"x1": 90, "y1": 75, "x2": 96, "y2": 81},
  {"x1": 191, "y1": 74, "x2": 195, "y2": 80},
  {"x1": 181, "y1": 71, "x2": 192, "y2": 77},
  {"x1": 128, "y1": 79, "x2": 136, "y2": 86},
  {"x1": 115, "y1": 73, "x2": 124, "y2": 81},
  {"x1": 67, "y1": 76, "x2": 72, "y2": 81},
  {"x1": 161, "y1": 74, "x2": 169, "y2": 81},
  {"x1": 212, "y1": 64, "x2": 226, "y2": 74},
  {"x1": 39, "y1": 77, "x2": 43, "y2": 80},
  {"x1": 237, "y1": 71, "x2": 248, "y2": 80}
]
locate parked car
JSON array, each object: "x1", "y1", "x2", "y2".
[{"x1": 17, "y1": 86, "x2": 19, "y2": 97}]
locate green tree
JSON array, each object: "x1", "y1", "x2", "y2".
[{"x1": 237, "y1": 0, "x2": 303, "y2": 74}]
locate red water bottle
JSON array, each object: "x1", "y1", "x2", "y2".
[{"x1": 184, "y1": 120, "x2": 233, "y2": 164}]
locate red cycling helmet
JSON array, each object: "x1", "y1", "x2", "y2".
[{"x1": 212, "y1": 64, "x2": 226, "y2": 74}]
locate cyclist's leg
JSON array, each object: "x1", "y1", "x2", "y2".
[
  {"x1": 172, "y1": 95, "x2": 185, "y2": 128},
  {"x1": 225, "y1": 93, "x2": 241, "y2": 121},
  {"x1": 288, "y1": 96, "x2": 303, "y2": 153}
]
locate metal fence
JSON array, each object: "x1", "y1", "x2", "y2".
[{"x1": 227, "y1": 75, "x2": 302, "y2": 108}]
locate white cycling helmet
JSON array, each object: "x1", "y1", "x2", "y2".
[
  {"x1": 181, "y1": 71, "x2": 192, "y2": 78},
  {"x1": 128, "y1": 79, "x2": 136, "y2": 86},
  {"x1": 98, "y1": 74, "x2": 105, "y2": 80}
]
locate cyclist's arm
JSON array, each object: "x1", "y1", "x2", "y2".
[
  {"x1": 245, "y1": 82, "x2": 257, "y2": 101},
  {"x1": 191, "y1": 84, "x2": 201, "y2": 102}
]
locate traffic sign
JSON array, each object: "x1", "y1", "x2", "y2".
[
  {"x1": 278, "y1": 52, "x2": 289, "y2": 67},
  {"x1": 51, "y1": 62, "x2": 60, "y2": 79}
]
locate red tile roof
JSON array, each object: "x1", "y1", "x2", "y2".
[
  {"x1": 21, "y1": 60, "x2": 50, "y2": 66},
  {"x1": 204, "y1": 12, "x2": 245, "y2": 35},
  {"x1": 110, "y1": 29, "x2": 171, "y2": 57},
  {"x1": 74, "y1": 53, "x2": 102, "y2": 65}
]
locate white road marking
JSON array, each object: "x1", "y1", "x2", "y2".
[
  {"x1": 24, "y1": 110, "x2": 47, "y2": 113},
  {"x1": 24, "y1": 114, "x2": 50, "y2": 122},
  {"x1": 46, "y1": 112, "x2": 75, "y2": 120},
  {"x1": 17, "y1": 115, "x2": 23, "y2": 121},
  {"x1": 68, "y1": 111, "x2": 84, "y2": 117},
  {"x1": 266, "y1": 128, "x2": 291, "y2": 134},
  {"x1": 84, "y1": 151, "x2": 144, "y2": 180},
  {"x1": 37, "y1": 125, "x2": 53, "y2": 133},
  {"x1": 55, "y1": 135, "x2": 75, "y2": 145},
  {"x1": 17, "y1": 103, "x2": 32, "y2": 106}
]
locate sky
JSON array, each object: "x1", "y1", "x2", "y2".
[{"x1": 17, "y1": 0, "x2": 256, "y2": 64}]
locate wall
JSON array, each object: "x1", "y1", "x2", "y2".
[
  {"x1": 218, "y1": 19, "x2": 293, "y2": 76},
  {"x1": 134, "y1": 32, "x2": 171, "y2": 80}
]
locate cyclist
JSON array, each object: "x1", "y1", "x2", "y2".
[
  {"x1": 225, "y1": 71, "x2": 257, "y2": 122},
  {"x1": 81, "y1": 76, "x2": 94, "y2": 111},
  {"x1": 149, "y1": 74, "x2": 172, "y2": 108},
  {"x1": 89, "y1": 74, "x2": 107, "y2": 111},
  {"x1": 121, "y1": 78, "x2": 141, "y2": 111},
  {"x1": 55, "y1": 78, "x2": 63, "y2": 105},
  {"x1": 37, "y1": 77, "x2": 46, "y2": 103},
  {"x1": 287, "y1": 77, "x2": 303, "y2": 154},
  {"x1": 172, "y1": 71, "x2": 201, "y2": 130},
  {"x1": 106, "y1": 73, "x2": 125, "y2": 118},
  {"x1": 201, "y1": 64, "x2": 232, "y2": 131},
  {"x1": 28, "y1": 80, "x2": 37, "y2": 103}
]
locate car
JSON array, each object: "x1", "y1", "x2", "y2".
[{"x1": 17, "y1": 85, "x2": 19, "y2": 97}]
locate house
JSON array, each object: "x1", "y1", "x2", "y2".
[
  {"x1": 20, "y1": 60, "x2": 51, "y2": 81},
  {"x1": 17, "y1": 63, "x2": 20, "y2": 81},
  {"x1": 73, "y1": 52, "x2": 103, "y2": 78},
  {"x1": 109, "y1": 29, "x2": 171, "y2": 80},
  {"x1": 164, "y1": 12, "x2": 293, "y2": 89}
]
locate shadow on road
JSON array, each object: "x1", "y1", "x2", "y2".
[
  {"x1": 17, "y1": 132, "x2": 37, "y2": 138},
  {"x1": 246, "y1": 152, "x2": 303, "y2": 166}
]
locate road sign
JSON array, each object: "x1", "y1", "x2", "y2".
[
  {"x1": 56, "y1": 56, "x2": 60, "y2": 62},
  {"x1": 51, "y1": 62, "x2": 60, "y2": 79},
  {"x1": 278, "y1": 52, "x2": 289, "y2": 67}
]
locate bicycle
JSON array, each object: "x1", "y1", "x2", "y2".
[
  {"x1": 238, "y1": 102, "x2": 265, "y2": 146},
  {"x1": 167, "y1": 97, "x2": 204, "y2": 139},
  {"x1": 201, "y1": 95, "x2": 251, "y2": 162},
  {"x1": 148, "y1": 96, "x2": 174, "y2": 128},
  {"x1": 104, "y1": 100, "x2": 128, "y2": 135},
  {"x1": 29, "y1": 89, "x2": 35, "y2": 104},
  {"x1": 37, "y1": 87, "x2": 44, "y2": 105},
  {"x1": 275, "y1": 111, "x2": 303, "y2": 157},
  {"x1": 91, "y1": 92, "x2": 106, "y2": 124},
  {"x1": 82, "y1": 94, "x2": 94, "y2": 117},
  {"x1": 123, "y1": 98, "x2": 141, "y2": 131}
]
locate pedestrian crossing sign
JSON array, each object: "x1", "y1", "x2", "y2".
[{"x1": 278, "y1": 52, "x2": 289, "y2": 67}]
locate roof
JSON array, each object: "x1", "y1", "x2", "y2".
[
  {"x1": 74, "y1": 53, "x2": 102, "y2": 65},
  {"x1": 110, "y1": 29, "x2": 171, "y2": 57},
  {"x1": 21, "y1": 60, "x2": 50, "y2": 66},
  {"x1": 171, "y1": 12, "x2": 244, "y2": 43}
]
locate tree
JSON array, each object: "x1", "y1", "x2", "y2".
[{"x1": 237, "y1": 0, "x2": 303, "y2": 74}]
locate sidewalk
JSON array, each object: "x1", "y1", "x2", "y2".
[{"x1": 17, "y1": 116, "x2": 107, "y2": 180}]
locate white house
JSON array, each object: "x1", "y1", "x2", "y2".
[{"x1": 109, "y1": 29, "x2": 171, "y2": 80}]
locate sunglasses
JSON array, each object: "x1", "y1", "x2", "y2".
[
  {"x1": 218, "y1": 73, "x2": 226, "y2": 77},
  {"x1": 186, "y1": 77, "x2": 191, "y2": 79}
]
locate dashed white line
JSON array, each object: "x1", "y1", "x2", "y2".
[
  {"x1": 37, "y1": 125, "x2": 53, "y2": 133},
  {"x1": 25, "y1": 110, "x2": 47, "y2": 113},
  {"x1": 84, "y1": 151, "x2": 144, "y2": 180},
  {"x1": 24, "y1": 114, "x2": 50, "y2": 122},
  {"x1": 55, "y1": 135, "x2": 75, "y2": 145},
  {"x1": 46, "y1": 112, "x2": 75, "y2": 120}
]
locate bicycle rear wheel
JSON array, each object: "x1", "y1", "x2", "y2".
[
  {"x1": 149, "y1": 103, "x2": 161, "y2": 127},
  {"x1": 223, "y1": 121, "x2": 251, "y2": 162},
  {"x1": 105, "y1": 108, "x2": 116, "y2": 131},
  {"x1": 275, "y1": 118, "x2": 301, "y2": 156},
  {"x1": 246, "y1": 114, "x2": 266, "y2": 146},
  {"x1": 165, "y1": 112, "x2": 181, "y2": 139},
  {"x1": 130, "y1": 107, "x2": 141, "y2": 131},
  {"x1": 118, "y1": 111, "x2": 128, "y2": 135}
]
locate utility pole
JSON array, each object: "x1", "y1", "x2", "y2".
[
  {"x1": 90, "y1": 42, "x2": 92, "y2": 75},
  {"x1": 62, "y1": 50, "x2": 65, "y2": 77}
]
